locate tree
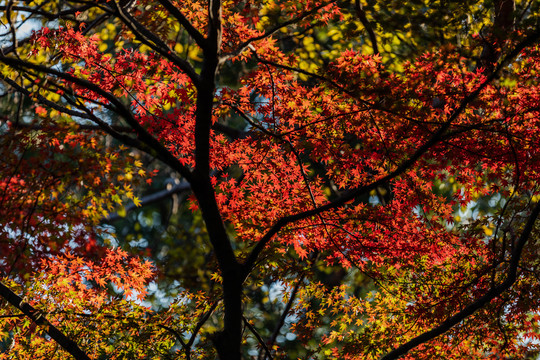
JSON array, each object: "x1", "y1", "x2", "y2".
[{"x1": 1, "y1": 0, "x2": 540, "y2": 359}]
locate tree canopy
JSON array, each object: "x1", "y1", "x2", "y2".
[{"x1": 1, "y1": 0, "x2": 540, "y2": 359}]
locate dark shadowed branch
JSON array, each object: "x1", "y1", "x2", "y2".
[
  {"x1": 0, "y1": 281, "x2": 90, "y2": 360},
  {"x1": 354, "y1": 0, "x2": 379, "y2": 55},
  {"x1": 156, "y1": 0, "x2": 206, "y2": 47},
  {"x1": 380, "y1": 198, "x2": 540, "y2": 360},
  {"x1": 0, "y1": 55, "x2": 194, "y2": 182},
  {"x1": 104, "y1": 181, "x2": 190, "y2": 222}
]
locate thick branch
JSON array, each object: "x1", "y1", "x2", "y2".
[
  {"x1": 5, "y1": 122, "x2": 134, "y2": 133},
  {"x1": 480, "y1": 0, "x2": 515, "y2": 71},
  {"x1": 193, "y1": 3, "x2": 244, "y2": 360},
  {"x1": 192, "y1": 0, "x2": 234, "y2": 265},
  {"x1": 0, "y1": 281, "x2": 90, "y2": 360}
]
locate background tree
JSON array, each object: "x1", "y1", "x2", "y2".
[{"x1": 1, "y1": 0, "x2": 540, "y2": 359}]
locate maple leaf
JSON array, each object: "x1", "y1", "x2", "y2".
[
  {"x1": 1, "y1": 1, "x2": 540, "y2": 360},
  {"x1": 35, "y1": 106, "x2": 47, "y2": 116}
]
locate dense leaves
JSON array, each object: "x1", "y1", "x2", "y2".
[{"x1": 0, "y1": 0, "x2": 540, "y2": 359}]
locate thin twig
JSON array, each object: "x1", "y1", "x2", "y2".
[{"x1": 243, "y1": 316, "x2": 273, "y2": 360}]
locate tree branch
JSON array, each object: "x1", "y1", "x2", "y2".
[
  {"x1": 0, "y1": 75, "x2": 92, "y2": 120},
  {"x1": 0, "y1": 55, "x2": 194, "y2": 182},
  {"x1": 243, "y1": 316, "x2": 274, "y2": 360},
  {"x1": 5, "y1": 122, "x2": 134, "y2": 134},
  {"x1": 109, "y1": 1, "x2": 200, "y2": 83},
  {"x1": 0, "y1": 4, "x2": 94, "y2": 20},
  {"x1": 0, "y1": 281, "x2": 90, "y2": 360},
  {"x1": 241, "y1": 26, "x2": 540, "y2": 280},
  {"x1": 0, "y1": 4, "x2": 109, "y2": 55},
  {"x1": 354, "y1": 0, "x2": 379, "y2": 55},
  {"x1": 157, "y1": 324, "x2": 189, "y2": 351},
  {"x1": 263, "y1": 275, "x2": 304, "y2": 360},
  {"x1": 380, "y1": 198, "x2": 540, "y2": 360},
  {"x1": 187, "y1": 302, "x2": 218, "y2": 348},
  {"x1": 222, "y1": 0, "x2": 338, "y2": 62},
  {"x1": 156, "y1": 0, "x2": 206, "y2": 47},
  {"x1": 103, "y1": 181, "x2": 190, "y2": 222}
]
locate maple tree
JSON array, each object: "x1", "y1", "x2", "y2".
[{"x1": 1, "y1": 0, "x2": 540, "y2": 359}]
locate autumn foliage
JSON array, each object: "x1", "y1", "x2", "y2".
[{"x1": 1, "y1": 0, "x2": 540, "y2": 359}]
